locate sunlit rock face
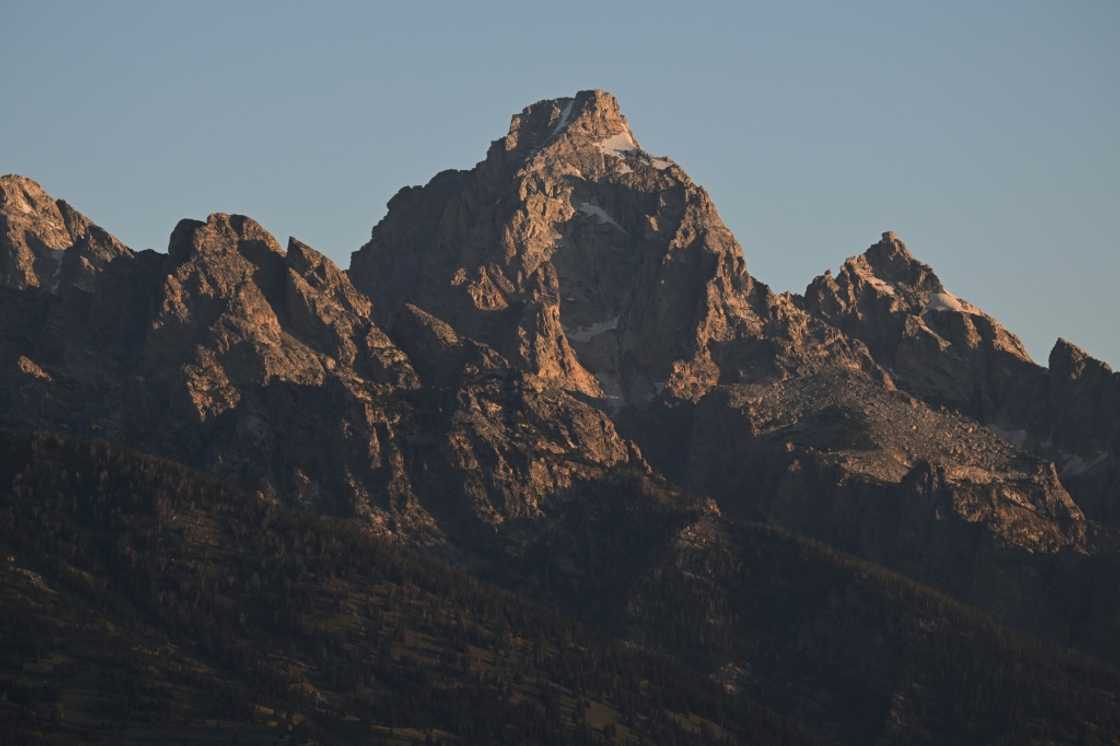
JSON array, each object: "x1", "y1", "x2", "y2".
[
  {"x1": 353, "y1": 90, "x2": 785, "y2": 404},
  {"x1": 0, "y1": 174, "x2": 132, "y2": 293}
]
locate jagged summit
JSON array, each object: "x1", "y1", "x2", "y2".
[
  {"x1": 815, "y1": 231, "x2": 950, "y2": 303},
  {"x1": 0, "y1": 174, "x2": 52, "y2": 206},
  {"x1": 804, "y1": 232, "x2": 1037, "y2": 419},
  {"x1": 482, "y1": 89, "x2": 680, "y2": 187},
  {"x1": 504, "y1": 89, "x2": 633, "y2": 151},
  {"x1": 1051, "y1": 336, "x2": 1114, "y2": 377},
  {"x1": 861, "y1": 230, "x2": 945, "y2": 293},
  {"x1": 1047, "y1": 337, "x2": 1119, "y2": 479},
  {"x1": 167, "y1": 212, "x2": 285, "y2": 264},
  {"x1": 0, "y1": 174, "x2": 131, "y2": 292},
  {"x1": 807, "y1": 231, "x2": 1029, "y2": 350}
]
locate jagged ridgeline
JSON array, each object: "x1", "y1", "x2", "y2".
[{"x1": 2, "y1": 90, "x2": 1120, "y2": 744}]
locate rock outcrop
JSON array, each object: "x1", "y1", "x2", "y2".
[
  {"x1": 1043, "y1": 339, "x2": 1120, "y2": 525},
  {"x1": 0, "y1": 174, "x2": 132, "y2": 293}
]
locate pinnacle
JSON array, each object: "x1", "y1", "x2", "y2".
[
  {"x1": 1049, "y1": 337, "x2": 1104, "y2": 373},
  {"x1": 867, "y1": 230, "x2": 914, "y2": 263},
  {"x1": 857, "y1": 230, "x2": 945, "y2": 292},
  {"x1": 504, "y1": 89, "x2": 633, "y2": 153}
]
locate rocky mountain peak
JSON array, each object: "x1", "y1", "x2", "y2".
[
  {"x1": 351, "y1": 90, "x2": 772, "y2": 404},
  {"x1": 807, "y1": 231, "x2": 1032, "y2": 343},
  {"x1": 0, "y1": 174, "x2": 56, "y2": 216},
  {"x1": 502, "y1": 89, "x2": 632, "y2": 155},
  {"x1": 1050, "y1": 337, "x2": 1112, "y2": 381},
  {"x1": 168, "y1": 212, "x2": 285, "y2": 265},
  {"x1": 803, "y1": 232, "x2": 1036, "y2": 421},
  {"x1": 855, "y1": 230, "x2": 944, "y2": 295},
  {"x1": 0, "y1": 174, "x2": 131, "y2": 292},
  {"x1": 1046, "y1": 337, "x2": 1118, "y2": 456}
]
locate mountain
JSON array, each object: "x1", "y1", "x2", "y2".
[
  {"x1": 1, "y1": 90, "x2": 1119, "y2": 744},
  {"x1": 348, "y1": 92, "x2": 1120, "y2": 659},
  {"x1": 349, "y1": 90, "x2": 871, "y2": 404}
]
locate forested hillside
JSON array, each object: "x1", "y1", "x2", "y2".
[{"x1": 3, "y1": 431, "x2": 1118, "y2": 745}]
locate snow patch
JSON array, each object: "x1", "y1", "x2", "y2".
[
  {"x1": 564, "y1": 315, "x2": 620, "y2": 343},
  {"x1": 927, "y1": 291, "x2": 982, "y2": 315},
  {"x1": 592, "y1": 130, "x2": 674, "y2": 173},
  {"x1": 863, "y1": 274, "x2": 896, "y2": 296},
  {"x1": 927, "y1": 291, "x2": 965, "y2": 313},
  {"x1": 549, "y1": 99, "x2": 575, "y2": 138},
  {"x1": 576, "y1": 202, "x2": 626, "y2": 232},
  {"x1": 594, "y1": 131, "x2": 639, "y2": 158}
]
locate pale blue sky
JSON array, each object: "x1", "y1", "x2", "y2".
[{"x1": 3, "y1": 1, "x2": 1117, "y2": 365}]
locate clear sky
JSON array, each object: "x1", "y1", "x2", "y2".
[{"x1": 4, "y1": 1, "x2": 1117, "y2": 365}]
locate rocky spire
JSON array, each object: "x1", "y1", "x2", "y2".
[
  {"x1": 500, "y1": 89, "x2": 636, "y2": 158},
  {"x1": 1047, "y1": 338, "x2": 1119, "y2": 454}
]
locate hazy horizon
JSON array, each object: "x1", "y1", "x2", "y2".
[{"x1": 4, "y1": 1, "x2": 1117, "y2": 366}]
